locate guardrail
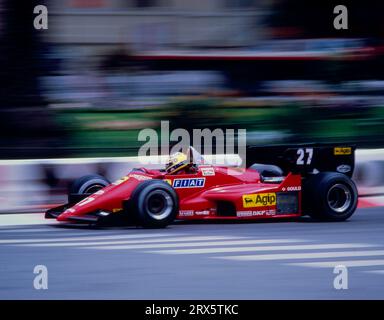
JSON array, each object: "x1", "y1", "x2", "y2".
[
  {"x1": 0, "y1": 150, "x2": 383, "y2": 213},
  {"x1": 353, "y1": 149, "x2": 384, "y2": 196}
]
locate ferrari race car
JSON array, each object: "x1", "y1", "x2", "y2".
[{"x1": 46, "y1": 145, "x2": 358, "y2": 228}]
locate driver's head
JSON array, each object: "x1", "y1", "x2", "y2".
[{"x1": 165, "y1": 152, "x2": 189, "y2": 174}]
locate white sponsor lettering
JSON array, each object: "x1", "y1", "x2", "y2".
[{"x1": 179, "y1": 210, "x2": 194, "y2": 216}]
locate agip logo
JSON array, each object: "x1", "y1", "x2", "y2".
[
  {"x1": 242, "y1": 193, "x2": 276, "y2": 208},
  {"x1": 334, "y1": 147, "x2": 352, "y2": 155}
]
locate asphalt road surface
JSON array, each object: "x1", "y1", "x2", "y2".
[{"x1": 1, "y1": 207, "x2": 384, "y2": 299}]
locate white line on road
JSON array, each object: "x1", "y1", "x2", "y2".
[
  {"x1": 0, "y1": 233, "x2": 185, "y2": 244},
  {"x1": 0, "y1": 228, "x2": 64, "y2": 233},
  {"x1": 21, "y1": 236, "x2": 242, "y2": 247},
  {"x1": 362, "y1": 270, "x2": 384, "y2": 274},
  {"x1": 148, "y1": 243, "x2": 376, "y2": 255},
  {"x1": 0, "y1": 214, "x2": 53, "y2": 226},
  {"x1": 14, "y1": 232, "x2": 124, "y2": 238},
  {"x1": 88, "y1": 239, "x2": 305, "y2": 250},
  {"x1": 0, "y1": 227, "x2": 117, "y2": 235},
  {"x1": 288, "y1": 259, "x2": 384, "y2": 268},
  {"x1": 215, "y1": 250, "x2": 384, "y2": 261}
]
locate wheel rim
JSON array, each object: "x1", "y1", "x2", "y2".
[
  {"x1": 83, "y1": 184, "x2": 104, "y2": 194},
  {"x1": 145, "y1": 190, "x2": 173, "y2": 220},
  {"x1": 327, "y1": 183, "x2": 352, "y2": 213}
]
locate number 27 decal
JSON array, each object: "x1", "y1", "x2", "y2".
[{"x1": 296, "y1": 148, "x2": 313, "y2": 165}]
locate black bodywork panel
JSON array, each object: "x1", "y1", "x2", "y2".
[{"x1": 246, "y1": 144, "x2": 355, "y2": 178}]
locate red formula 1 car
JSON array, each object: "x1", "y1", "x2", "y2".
[{"x1": 46, "y1": 145, "x2": 358, "y2": 228}]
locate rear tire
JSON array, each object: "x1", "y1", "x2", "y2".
[
  {"x1": 130, "y1": 180, "x2": 178, "y2": 228},
  {"x1": 303, "y1": 172, "x2": 358, "y2": 221}
]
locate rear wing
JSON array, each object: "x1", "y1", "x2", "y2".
[{"x1": 245, "y1": 144, "x2": 355, "y2": 178}]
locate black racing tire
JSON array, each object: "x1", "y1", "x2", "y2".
[
  {"x1": 302, "y1": 172, "x2": 358, "y2": 221},
  {"x1": 69, "y1": 174, "x2": 110, "y2": 196},
  {"x1": 130, "y1": 180, "x2": 178, "y2": 228}
]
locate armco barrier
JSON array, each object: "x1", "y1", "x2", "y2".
[
  {"x1": 353, "y1": 149, "x2": 384, "y2": 196},
  {"x1": 0, "y1": 155, "x2": 240, "y2": 212},
  {"x1": 0, "y1": 150, "x2": 383, "y2": 213}
]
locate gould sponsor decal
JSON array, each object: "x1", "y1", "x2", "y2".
[
  {"x1": 173, "y1": 178, "x2": 205, "y2": 188},
  {"x1": 334, "y1": 147, "x2": 352, "y2": 155},
  {"x1": 283, "y1": 186, "x2": 301, "y2": 191},
  {"x1": 242, "y1": 193, "x2": 277, "y2": 208}
]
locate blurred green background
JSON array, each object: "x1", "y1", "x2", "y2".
[
  {"x1": 54, "y1": 97, "x2": 384, "y2": 158},
  {"x1": 1, "y1": 0, "x2": 384, "y2": 158}
]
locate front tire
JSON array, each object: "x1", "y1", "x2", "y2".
[
  {"x1": 68, "y1": 174, "x2": 110, "y2": 203},
  {"x1": 303, "y1": 172, "x2": 358, "y2": 221},
  {"x1": 130, "y1": 180, "x2": 178, "y2": 228}
]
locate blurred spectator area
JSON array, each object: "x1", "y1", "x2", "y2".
[
  {"x1": 2, "y1": 0, "x2": 384, "y2": 158},
  {"x1": 43, "y1": 0, "x2": 383, "y2": 82},
  {"x1": 47, "y1": 0, "x2": 262, "y2": 51}
]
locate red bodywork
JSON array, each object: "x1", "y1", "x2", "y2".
[{"x1": 55, "y1": 165, "x2": 302, "y2": 222}]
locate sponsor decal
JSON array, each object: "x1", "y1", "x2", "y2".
[
  {"x1": 334, "y1": 147, "x2": 352, "y2": 155},
  {"x1": 114, "y1": 174, "x2": 151, "y2": 185},
  {"x1": 94, "y1": 190, "x2": 105, "y2": 195},
  {"x1": 77, "y1": 196, "x2": 95, "y2": 207},
  {"x1": 265, "y1": 209, "x2": 277, "y2": 216},
  {"x1": 112, "y1": 208, "x2": 122, "y2": 213},
  {"x1": 242, "y1": 193, "x2": 276, "y2": 208},
  {"x1": 179, "y1": 210, "x2": 194, "y2": 216},
  {"x1": 337, "y1": 164, "x2": 351, "y2": 173},
  {"x1": 113, "y1": 176, "x2": 130, "y2": 185},
  {"x1": 286, "y1": 186, "x2": 301, "y2": 191},
  {"x1": 237, "y1": 210, "x2": 252, "y2": 217},
  {"x1": 195, "y1": 210, "x2": 210, "y2": 216},
  {"x1": 201, "y1": 167, "x2": 215, "y2": 176},
  {"x1": 173, "y1": 178, "x2": 205, "y2": 188},
  {"x1": 163, "y1": 179, "x2": 172, "y2": 185},
  {"x1": 237, "y1": 209, "x2": 276, "y2": 217},
  {"x1": 129, "y1": 174, "x2": 152, "y2": 181}
]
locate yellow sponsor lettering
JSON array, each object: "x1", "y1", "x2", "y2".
[
  {"x1": 242, "y1": 193, "x2": 277, "y2": 208},
  {"x1": 334, "y1": 147, "x2": 351, "y2": 155}
]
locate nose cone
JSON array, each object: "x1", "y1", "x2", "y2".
[
  {"x1": 55, "y1": 176, "x2": 143, "y2": 222},
  {"x1": 57, "y1": 208, "x2": 77, "y2": 221},
  {"x1": 57, "y1": 214, "x2": 69, "y2": 222}
]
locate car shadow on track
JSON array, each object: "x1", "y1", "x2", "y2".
[
  {"x1": 49, "y1": 215, "x2": 330, "y2": 230},
  {"x1": 174, "y1": 216, "x2": 337, "y2": 225}
]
